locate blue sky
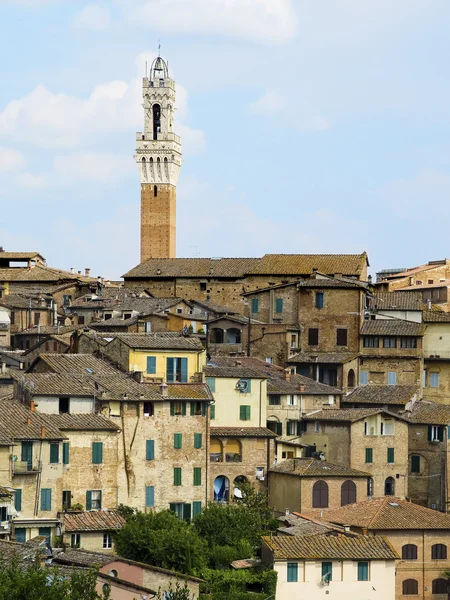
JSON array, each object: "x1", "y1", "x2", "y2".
[{"x1": 1, "y1": 0, "x2": 450, "y2": 280}]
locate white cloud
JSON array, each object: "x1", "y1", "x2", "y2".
[
  {"x1": 249, "y1": 91, "x2": 286, "y2": 115},
  {"x1": 16, "y1": 173, "x2": 46, "y2": 189},
  {"x1": 122, "y1": 0, "x2": 298, "y2": 42},
  {"x1": 72, "y1": 3, "x2": 111, "y2": 31},
  {"x1": 0, "y1": 148, "x2": 25, "y2": 172},
  {"x1": 52, "y1": 151, "x2": 134, "y2": 183}
]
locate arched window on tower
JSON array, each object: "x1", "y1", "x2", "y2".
[
  {"x1": 141, "y1": 157, "x2": 146, "y2": 181},
  {"x1": 153, "y1": 103, "x2": 161, "y2": 140},
  {"x1": 154, "y1": 185, "x2": 158, "y2": 197}
]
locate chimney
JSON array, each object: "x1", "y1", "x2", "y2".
[
  {"x1": 160, "y1": 382, "x2": 169, "y2": 397},
  {"x1": 70, "y1": 267, "x2": 75, "y2": 274},
  {"x1": 30, "y1": 401, "x2": 35, "y2": 412},
  {"x1": 132, "y1": 371, "x2": 144, "y2": 384},
  {"x1": 299, "y1": 384, "x2": 305, "y2": 393},
  {"x1": 409, "y1": 276, "x2": 414, "y2": 285},
  {"x1": 284, "y1": 371, "x2": 291, "y2": 382},
  {"x1": 77, "y1": 270, "x2": 82, "y2": 275},
  {"x1": 285, "y1": 508, "x2": 290, "y2": 517},
  {"x1": 30, "y1": 259, "x2": 36, "y2": 269},
  {"x1": 85, "y1": 268, "x2": 91, "y2": 277},
  {"x1": 41, "y1": 425, "x2": 45, "y2": 438},
  {"x1": 27, "y1": 417, "x2": 31, "y2": 426}
]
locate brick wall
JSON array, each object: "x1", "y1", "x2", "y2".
[{"x1": 141, "y1": 183, "x2": 176, "y2": 261}]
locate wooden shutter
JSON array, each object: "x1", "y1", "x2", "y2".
[
  {"x1": 146, "y1": 440, "x2": 155, "y2": 460},
  {"x1": 170, "y1": 402, "x2": 175, "y2": 416},
  {"x1": 62, "y1": 442, "x2": 69, "y2": 465},
  {"x1": 439, "y1": 426, "x2": 444, "y2": 442},
  {"x1": 341, "y1": 480, "x2": 356, "y2": 506},
  {"x1": 193, "y1": 501, "x2": 202, "y2": 517},
  {"x1": 190, "y1": 402, "x2": 195, "y2": 415},
  {"x1": 322, "y1": 562, "x2": 332, "y2": 582},
  {"x1": 411, "y1": 455, "x2": 420, "y2": 473},
  {"x1": 312, "y1": 480, "x2": 329, "y2": 508},
  {"x1": 402, "y1": 580, "x2": 418, "y2": 595},
  {"x1": 287, "y1": 563, "x2": 298, "y2": 582},
  {"x1": 251, "y1": 298, "x2": 259, "y2": 313},
  {"x1": 166, "y1": 358, "x2": 174, "y2": 382},
  {"x1": 14, "y1": 489, "x2": 22, "y2": 512},
  {"x1": 92, "y1": 442, "x2": 103, "y2": 464},
  {"x1": 201, "y1": 402, "x2": 207, "y2": 416},
  {"x1": 183, "y1": 503, "x2": 191, "y2": 521},
  {"x1": 50, "y1": 443, "x2": 59, "y2": 464},
  {"x1": 173, "y1": 468, "x2": 182, "y2": 486},
  {"x1": 206, "y1": 377, "x2": 216, "y2": 392},
  {"x1": 402, "y1": 544, "x2": 418, "y2": 560},
  {"x1": 387, "y1": 448, "x2": 394, "y2": 463},
  {"x1": 286, "y1": 421, "x2": 291, "y2": 435},
  {"x1": 275, "y1": 298, "x2": 283, "y2": 313},
  {"x1": 315, "y1": 292, "x2": 324, "y2": 308},
  {"x1": 174, "y1": 434, "x2": 182, "y2": 449},
  {"x1": 194, "y1": 433, "x2": 202, "y2": 449},
  {"x1": 145, "y1": 485, "x2": 155, "y2": 508},
  {"x1": 336, "y1": 329, "x2": 348, "y2": 346},
  {"x1": 146, "y1": 356, "x2": 156, "y2": 374},
  {"x1": 276, "y1": 422, "x2": 282, "y2": 435},
  {"x1": 365, "y1": 448, "x2": 373, "y2": 463},
  {"x1": 193, "y1": 468, "x2": 201, "y2": 486},
  {"x1": 41, "y1": 488, "x2": 51, "y2": 511},
  {"x1": 210, "y1": 405, "x2": 215, "y2": 420},
  {"x1": 181, "y1": 402, "x2": 187, "y2": 416},
  {"x1": 180, "y1": 358, "x2": 188, "y2": 383},
  {"x1": 240, "y1": 405, "x2": 246, "y2": 420},
  {"x1": 308, "y1": 328, "x2": 319, "y2": 345},
  {"x1": 86, "y1": 491, "x2": 92, "y2": 511},
  {"x1": 357, "y1": 562, "x2": 368, "y2": 581}
]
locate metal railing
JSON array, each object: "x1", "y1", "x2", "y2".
[{"x1": 12, "y1": 460, "x2": 42, "y2": 475}]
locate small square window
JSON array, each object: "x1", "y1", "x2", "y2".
[
  {"x1": 103, "y1": 533, "x2": 112, "y2": 549},
  {"x1": 71, "y1": 533, "x2": 80, "y2": 549}
]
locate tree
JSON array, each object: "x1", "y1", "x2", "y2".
[
  {"x1": 113, "y1": 509, "x2": 208, "y2": 576},
  {"x1": 155, "y1": 580, "x2": 195, "y2": 600}
]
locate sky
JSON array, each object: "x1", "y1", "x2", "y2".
[{"x1": 1, "y1": 1, "x2": 450, "y2": 280}]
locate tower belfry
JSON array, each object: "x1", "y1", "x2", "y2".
[{"x1": 135, "y1": 56, "x2": 182, "y2": 262}]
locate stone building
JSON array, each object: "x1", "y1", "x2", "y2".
[
  {"x1": 287, "y1": 351, "x2": 359, "y2": 390},
  {"x1": 422, "y1": 310, "x2": 450, "y2": 403},
  {"x1": 341, "y1": 384, "x2": 419, "y2": 413},
  {"x1": 135, "y1": 56, "x2": 182, "y2": 262},
  {"x1": 60, "y1": 509, "x2": 125, "y2": 553}
]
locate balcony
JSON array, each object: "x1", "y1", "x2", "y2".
[
  {"x1": 210, "y1": 453, "x2": 223, "y2": 463},
  {"x1": 12, "y1": 460, "x2": 42, "y2": 475},
  {"x1": 225, "y1": 453, "x2": 242, "y2": 463},
  {"x1": 424, "y1": 350, "x2": 450, "y2": 360}
]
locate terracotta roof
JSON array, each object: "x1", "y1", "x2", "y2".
[
  {"x1": 277, "y1": 513, "x2": 340, "y2": 536},
  {"x1": 404, "y1": 400, "x2": 450, "y2": 425},
  {"x1": 123, "y1": 253, "x2": 368, "y2": 279},
  {"x1": 43, "y1": 414, "x2": 119, "y2": 431},
  {"x1": 146, "y1": 383, "x2": 212, "y2": 400},
  {"x1": 14, "y1": 325, "x2": 75, "y2": 337},
  {"x1": 0, "y1": 265, "x2": 94, "y2": 283},
  {"x1": 32, "y1": 354, "x2": 118, "y2": 375},
  {"x1": 0, "y1": 396, "x2": 64, "y2": 440},
  {"x1": 0, "y1": 294, "x2": 53, "y2": 310},
  {"x1": 110, "y1": 333, "x2": 204, "y2": 350},
  {"x1": 287, "y1": 352, "x2": 359, "y2": 364},
  {"x1": 269, "y1": 458, "x2": 370, "y2": 478},
  {"x1": 311, "y1": 497, "x2": 450, "y2": 530},
  {"x1": 423, "y1": 310, "x2": 450, "y2": 323},
  {"x1": 342, "y1": 385, "x2": 419, "y2": 406},
  {"x1": 381, "y1": 261, "x2": 448, "y2": 280},
  {"x1": 360, "y1": 320, "x2": 424, "y2": 336},
  {"x1": 267, "y1": 376, "x2": 341, "y2": 395},
  {"x1": 189, "y1": 299, "x2": 237, "y2": 315},
  {"x1": 369, "y1": 292, "x2": 423, "y2": 311},
  {"x1": 296, "y1": 278, "x2": 366, "y2": 289},
  {"x1": 62, "y1": 509, "x2": 125, "y2": 532},
  {"x1": 210, "y1": 427, "x2": 277, "y2": 438},
  {"x1": 262, "y1": 531, "x2": 398, "y2": 560},
  {"x1": 54, "y1": 548, "x2": 113, "y2": 567},
  {"x1": 302, "y1": 408, "x2": 407, "y2": 423},
  {"x1": 0, "y1": 252, "x2": 44, "y2": 261},
  {"x1": 203, "y1": 366, "x2": 266, "y2": 379}
]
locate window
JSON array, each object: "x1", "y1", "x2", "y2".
[
  {"x1": 367, "y1": 477, "x2": 374, "y2": 497},
  {"x1": 314, "y1": 422, "x2": 320, "y2": 433},
  {"x1": 21, "y1": 441, "x2": 33, "y2": 470},
  {"x1": 200, "y1": 282, "x2": 207, "y2": 291},
  {"x1": 290, "y1": 334, "x2": 297, "y2": 348},
  {"x1": 336, "y1": 328, "x2": 348, "y2": 346},
  {"x1": 402, "y1": 544, "x2": 418, "y2": 560},
  {"x1": 143, "y1": 402, "x2": 154, "y2": 416},
  {"x1": 145, "y1": 485, "x2": 155, "y2": 508},
  {"x1": 251, "y1": 298, "x2": 259, "y2": 313},
  {"x1": 287, "y1": 395, "x2": 297, "y2": 406},
  {"x1": 210, "y1": 405, "x2": 215, "y2": 420},
  {"x1": 382, "y1": 419, "x2": 393, "y2": 435},
  {"x1": 341, "y1": 480, "x2": 356, "y2": 506},
  {"x1": 384, "y1": 477, "x2": 395, "y2": 496},
  {"x1": 308, "y1": 328, "x2": 319, "y2": 346},
  {"x1": 265, "y1": 357, "x2": 273, "y2": 364},
  {"x1": 174, "y1": 433, "x2": 182, "y2": 449},
  {"x1": 170, "y1": 401, "x2": 186, "y2": 416},
  {"x1": 401, "y1": 337, "x2": 417, "y2": 348},
  {"x1": 365, "y1": 448, "x2": 373, "y2": 464},
  {"x1": 268, "y1": 395, "x2": 281, "y2": 405},
  {"x1": 62, "y1": 491, "x2": 71, "y2": 510},
  {"x1": 411, "y1": 455, "x2": 420, "y2": 473},
  {"x1": 103, "y1": 533, "x2": 112, "y2": 549},
  {"x1": 322, "y1": 561, "x2": 332, "y2": 583},
  {"x1": 363, "y1": 336, "x2": 379, "y2": 348},
  {"x1": 240, "y1": 405, "x2": 251, "y2": 421},
  {"x1": 14, "y1": 489, "x2": 22, "y2": 512},
  {"x1": 153, "y1": 185, "x2": 158, "y2": 197},
  {"x1": 357, "y1": 561, "x2": 369, "y2": 581},
  {"x1": 347, "y1": 369, "x2": 355, "y2": 388},
  {"x1": 50, "y1": 443, "x2": 59, "y2": 464},
  {"x1": 34, "y1": 312, "x2": 41, "y2": 325},
  {"x1": 10, "y1": 311, "x2": 14, "y2": 325},
  {"x1": 383, "y1": 337, "x2": 396, "y2": 348},
  {"x1": 146, "y1": 356, "x2": 156, "y2": 374},
  {"x1": 104, "y1": 313, "x2": 112, "y2": 320},
  {"x1": 193, "y1": 501, "x2": 202, "y2": 517},
  {"x1": 360, "y1": 371, "x2": 369, "y2": 385},
  {"x1": 15, "y1": 528, "x2": 26, "y2": 543},
  {"x1": 40, "y1": 488, "x2": 52, "y2": 511},
  {"x1": 173, "y1": 467, "x2": 182, "y2": 486},
  {"x1": 146, "y1": 440, "x2": 155, "y2": 460},
  {"x1": 286, "y1": 421, "x2": 301, "y2": 435},
  {"x1": 287, "y1": 563, "x2": 298, "y2": 582},
  {"x1": 432, "y1": 579, "x2": 448, "y2": 594},
  {"x1": 145, "y1": 321, "x2": 152, "y2": 333},
  {"x1": 92, "y1": 442, "x2": 103, "y2": 464},
  {"x1": 387, "y1": 371, "x2": 397, "y2": 385},
  {"x1": 166, "y1": 357, "x2": 188, "y2": 383},
  {"x1": 193, "y1": 467, "x2": 202, "y2": 486},
  {"x1": 431, "y1": 544, "x2": 447, "y2": 559},
  {"x1": 190, "y1": 401, "x2": 205, "y2": 416},
  {"x1": 71, "y1": 533, "x2": 80, "y2": 549},
  {"x1": 387, "y1": 448, "x2": 394, "y2": 464},
  {"x1": 86, "y1": 490, "x2": 102, "y2": 510},
  {"x1": 312, "y1": 480, "x2": 329, "y2": 508},
  {"x1": 430, "y1": 373, "x2": 440, "y2": 388},
  {"x1": 315, "y1": 292, "x2": 324, "y2": 309},
  {"x1": 402, "y1": 579, "x2": 418, "y2": 595},
  {"x1": 429, "y1": 425, "x2": 444, "y2": 442},
  {"x1": 194, "y1": 433, "x2": 202, "y2": 449},
  {"x1": 169, "y1": 502, "x2": 191, "y2": 521},
  {"x1": 275, "y1": 298, "x2": 283, "y2": 313},
  {"x1": 108, "y1": 570, "x2": 118, "y2": 578},
  {"x1": 206, "y1": 377, "x2": 216, "y2": 392},
  {"x1": 78, "y1": 315, "x2": 85, "y2": 325},
  {"x1": 59, "y1": 397, "x2": 69, "y2": 414}
]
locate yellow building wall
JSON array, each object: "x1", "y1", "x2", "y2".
[
  {"x1": 207, "y1": 376, "x2": 267, "y2": 427},
  {"x1": 128, "y1": 349, "x2": 206, "y2": 381}
]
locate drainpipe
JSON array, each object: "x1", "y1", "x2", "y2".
[{"x1": 259, "y1": 379, "x2": 263, "y2": 427}]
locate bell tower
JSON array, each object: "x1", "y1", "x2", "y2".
[{"x1": 135, "y1": 56, "x2": 182, "y2": 262}]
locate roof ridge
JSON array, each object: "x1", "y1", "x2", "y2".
[{"x1": 368, "y1": 497, "x2": 391, "y2": 528}]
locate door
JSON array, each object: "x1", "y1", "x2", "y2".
[
  {"x1": 38, "y1": 527, "x2": 51, "y2": 544},
  {"x1": 21, "y1": 442, "x2": 33, "y2": 470},
  {"x1": 14, "y1": 528, "x2": 26, "y2": 543}
]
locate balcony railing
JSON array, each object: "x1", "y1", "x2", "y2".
[
  {"x1": 225, "y1": 453, "x2": 242, "y2": 463},
  {"x1": 12, "y1": 460, "x2": 42, "y2": 475}
]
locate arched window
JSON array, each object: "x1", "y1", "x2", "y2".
[
  {"x1": 225, "y1": 439, "x2": 242, "y2": 463},
  {"x1": 402, "y1": 579, "x2": 418, "y2": 595},
  {"x1": 384, "y1": 476, "x2": 395, "y2": 496},
  {"x1": 154, "y1": 185, "x2": 158, "y2": 197},
  {"x1": 347, "y1": 369, "x2": 355, "y2": 388},
  {"x1": 233, "y1": 475, "x2": 247, "y2": 499},
  {"x1": 312, "y1": 480, "x2": 329, "y2": 508},
  {"x1": 210, "y1": 328, "x2": 224, "y2": 344},
  {"x1": 210, "y1": 439, "x2": 223, "y2": 463},
  {"x1": 214, "y1": 475, "x2": 229, "y2": 502},
  {"x1": 153, "y1": 103, "x2": 161, "y2": 140},
  {"x1": 141, "y1": 156, "x2": 146, "y2": 180},
  {"x1": 432, "y1": 579, "x2": 448, "y2": 594},
  {"x1": 432, "y1": 544, "x2": 447, "y2": 559},
  {"x1": 108, "y1": 569, "x2": 118, "y2": 578},
  {"x1": 367, "y1": 477, "x2": 373, "y2": 497},
  {"x1": 341, "y1": 480, "x2": 356, "y2": 506},
  {"x1": 402, "y1": 544, "x2": 418, "y2": 560}
]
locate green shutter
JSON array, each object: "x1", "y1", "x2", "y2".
[
  {"x1": 62, "y1": 442, "x2": 69, "y2": 465},
  {"x1": 322, "y1": 562, "x2": 332, "y2": 582},
  {"x1": 275, "y1": 298, "x2": 283, "y2": 313},
  {"x1": 201, "y1": 402, "x2": 207, "y2": 417},
  {"x1": 14, "y1": 489, "x2": 22, "y2": 512},
  {"x1": 210, "y1": 405, "x2": 215, "y2": 420},
  {"x1": 246, "y1": 406, "x2": 251, "y2": 420},
  {"x1": 439, "y1": 426, "x2": 444, "y2": 442},
  {"x1": 146, "y1": 356, "x2": 156, "y2": 374},
  {"x1": 387, "y1": 448, "x2": 394, "y2": 464},
  {"x1": 146, "y1": 440, "x2": 155, "y2": 460},
  {"x1": 286, "y1": 422, "x2": 291, "y2": 436},
  {"x1": 411, "y1": 455, "x2": 420, "y2": 473},
  {"x1": 276, "y1": 422, "x2": 282, "y2": 435},
  {"x1": 190, "y1": 402, "x2": 195, "y2": 415},
  {"x1": 193, "y1": 501, "x2": 202, "y2": 517},
  {"x1": 50, "y1": 443, "x2": 59, "y2": 464},
  {"x1": 145, "y1": 485, "x2": 155, "y2": 508},
  {"x1": 240, "y1": 405, "x2": 246, "y2": 421},
  {"x1": 174, "y1": 433, "x2": 182, "y2": 449},
  {"x1": 183, "y1": 503, "x2": 191, "y2": 522},
  {"x1": 92, "y1": 442, "x2": 103, "y2": 464},
  {"x1": 287, "y1": 563, "x2": 298, "y2": 582},
  {"x1": 173, "y1": 467, "x2": 182, "y2": 486},
  {"x1": 193, "y1": 467, "x2": 201, "y2": 486},
  {"x1": 194, "y1": 433, "x2": 202, "y2": 449},
  {"x1": 365, "y1": 448, "x2": 373, "y2": 464},
  {"x1": 40, "y1": 488, "x2": 51, "y2": 511},
  {"x1": 428, "y1": 425, "x2": 432, "y2": 441},
  {"x1": 180, "y1": 358, "x2": 188, "y2": 383},
  {"x1": 181, "y1": 402, "x2": 187, "y2": 416},
  {"x1": 206, "y1": 377, "x2": 215, "y2": 392},
  {"x1": 251, "y1": 298, "x2": 259, "y2": 313},
  {"x1": 358, "y1": 561, "x2": 369, "y2": 581},
  {"x1": 170, "y1": 402, "x2": 175, "y2": 416},
  {"x1": 86, "y1": 490, "x2": 92, "y2": 511},
  {"x1": 166, "y1": 358, "x2": 174, "y2": 382}
]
